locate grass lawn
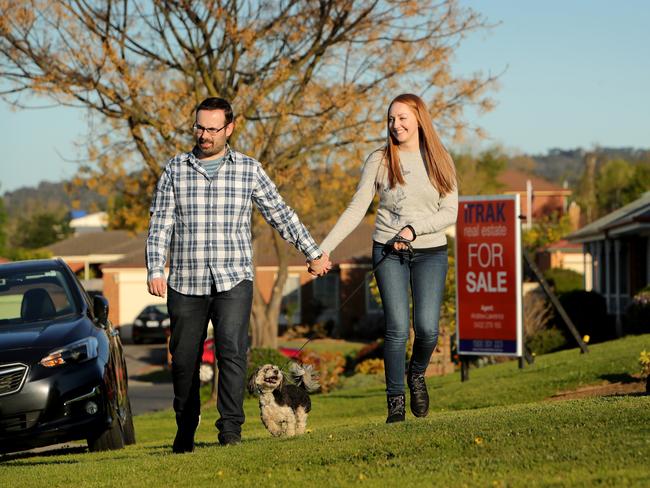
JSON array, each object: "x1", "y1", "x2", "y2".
[{"x1": 1, "y1": 335, "x2": 649, "y2": 487}]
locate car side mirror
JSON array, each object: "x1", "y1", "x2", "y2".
[{"x1": 93, "y1": 295, "x2": 109, "y2": 324}]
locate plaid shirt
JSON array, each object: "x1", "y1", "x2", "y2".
[{"x1": 146, "y1": 147, "x2": 321, "y2": 295}]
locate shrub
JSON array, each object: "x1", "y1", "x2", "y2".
[
  {"x1": 283, "y1": 323, "x2": 329, "y2": 339},
  {"x1": 625, "y1": 287, "x2": 650, "y2": 334},
  {"x1": 639, "y1": 350, "x2": 650, "y2": 378},
  {"x1": 523, "y1": 290, "x2": 553, "y2": 339},
  {"x1": 640, "y1": 350, "x2": 650, "y2": 394},
  {"x1": 543, "y1": 268, "x2": 584, "y2": 295},
  {"x1": 558, "y1": 290, "x2": 614, "y2": 343},
  {"x1": 298, "y1": 350, "x2": 345, "y2": 393},
  {"x1": 247, "y1": 348, "x2": 288, "y2": 382},
  {"x1": 355, "y1": 340, "x2": 384, "y2": 362},
  {"x1": 344, "y1": 340, "x2": 383, "y2": 374},
  {"x1": 354, "y1": 358, "x2": 385, "y2": 375},
  {"x1": 526, "y1": 327, "x2": 567, "y2": 355},
  {"x1": 351, "y1": 314, "x2": 384, "y2": 340}
]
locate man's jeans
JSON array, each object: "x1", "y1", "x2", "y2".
[
  {"x1": 373, "y1": 242, "x2": 448, "y2": 396},
  {"x1": 167, "y1": 280, "x2": 253, "y2": 438}
]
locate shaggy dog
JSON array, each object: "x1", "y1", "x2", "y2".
[{"x1": 248, "y1": 362, "x2": 319, "y2": 437}]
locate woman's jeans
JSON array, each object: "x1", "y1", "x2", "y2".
[
  {"x1": 167, "y1": 280, "x2": 253, "y2": 438},
  {"x1": 373, "y1": 242, "x2": 448, "y2": 396}
]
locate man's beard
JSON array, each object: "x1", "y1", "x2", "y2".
[{"x1": 197, "y1": 138, "x2": 224, "y2": 158}]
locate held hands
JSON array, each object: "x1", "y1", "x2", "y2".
[
  {"x1": 307, "y1": 252, "x2": 331, "y2": 277},
  {"x1": 393, "y1": 226, "x2": 415, "y2": 251},
  {"x1": 148, "y1": 277, "x2": 168, "y2": 298}
]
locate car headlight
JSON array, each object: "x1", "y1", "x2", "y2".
[
  {"x1": 161, "y1": 318, "x2": 170, "y2": 327},
  {"x1": 134, "y1": 319, "x2": 144, "y2": 326},
  {"x1": 40, "y1": 337, "x2": 99, "y2": 368}
]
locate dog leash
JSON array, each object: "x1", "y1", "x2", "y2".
[{"x1": 285, "y1": 233, "x2": 414, "y2": 367}]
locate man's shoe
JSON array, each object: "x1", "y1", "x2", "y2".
[
  {"x1": 407, "y1": 370, "x2": 429, "y2": 417},
  {"x1": 386, "y1": 393, "x2": 406, "y2": 423},
  {"x1": 172, "y1": 431, "x2": 195, "y2": 453},
  {"x1": 218, "y1": 432, "x2": 241, "y2": 446}
]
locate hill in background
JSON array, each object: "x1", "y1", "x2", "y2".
[
  {"x1": 2, "y1": 180, "x2": 107, "y2": 219},
  {"x1": 529, "y1": 146, "x2": 650, "y2": 185}
]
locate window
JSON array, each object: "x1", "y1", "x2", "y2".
[
  {"x1": 279, "y1": 275, "x2": 301, "y2": 326},
  {"x1": 312, "y1": 273, "x2": 339, "y2": 325},
  {"x1": 0, "y1": 269, "x2": 78, "y2": 324}
]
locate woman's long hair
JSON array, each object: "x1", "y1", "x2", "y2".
[{"x1": 384, "y1": 93, "x2": 456, "y2": 195}]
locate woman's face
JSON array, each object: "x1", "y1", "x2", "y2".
[{"x1": 388, "y1": 101, "x2": 419, "y2": 149}]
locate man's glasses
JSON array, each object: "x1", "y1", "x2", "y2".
[{"x1": 192, "y1": 122, "x2": 229, "y2": 135}]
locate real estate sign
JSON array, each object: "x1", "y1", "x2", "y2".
[{"x1": 455, "y1": 195, "x2": 522, "y2": 356}]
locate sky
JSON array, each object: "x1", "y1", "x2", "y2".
[{"x1": 1, "y1": 0, "x2": 649, "y2": 193}]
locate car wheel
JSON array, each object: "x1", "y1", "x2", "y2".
[
  {"x1": 123, "y1": 398, "x2": 136, "y2": 446},
  {"x1": 132, "y1": 336, "x2": 143, "y2": 345},
  {"x1": 87, "y1": 418, "x2": 125, "y2": 452}
]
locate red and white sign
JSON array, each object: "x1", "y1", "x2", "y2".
[{"x1": 455, "y1": 195, "x2": 522, "y2": 356}]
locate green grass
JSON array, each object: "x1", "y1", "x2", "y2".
[{"x1": 1, "y1": 335, "x2": 649, "y2": 487}]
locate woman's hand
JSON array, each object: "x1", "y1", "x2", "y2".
[
  {"x1": 307, "y1": 252, "x2": 331, "y2": 276},
  {"x1": 393, "y1": 226, "x2": 415, "y2": 251}
]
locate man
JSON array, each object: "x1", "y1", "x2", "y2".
[{"x1": 146, "y1": 97, "x2": 330, "y2": 452}]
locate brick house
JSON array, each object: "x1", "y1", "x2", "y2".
[{"x1": 497, "y1": 169, "x2": 573, "y2": 226}]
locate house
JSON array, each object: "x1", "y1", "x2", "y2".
[
  {"x1": 497, "y1": 169, "x2": 573, "y2": 227},
  {"x1": 567, "y1": 192, "x2": 650, "y2": 334},
  {"x1": 47, "y1": 230, "x2": 146, "y2": 286},
  {"x1": 69, "y1": 211, "x2": 108, "y2": 234},
  {"x1": 537, "y1": 239, "x2": 593, "y2": 290},
  {"x1": 46, "y1": 222, "x2": 384, "y2": 333}
]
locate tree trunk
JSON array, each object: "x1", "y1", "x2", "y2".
[
  {"x1": 583, "y1": 153, "x2": 597, "y2": 223},
  {"x1": 250, "y1": 231, "x2": 291, "y2": 348}
]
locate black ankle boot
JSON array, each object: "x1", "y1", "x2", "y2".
[
  {"x1": 172, "y1": 429, "x2": 195, "y2": 453},
  {"x1": 407, "y1": 370, "x2": 429, "y2": 417},
  {"x1": 386, "y1": 393, "x2": 406, "y2": 423}
]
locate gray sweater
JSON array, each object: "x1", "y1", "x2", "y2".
[{"x1": 320, "y1": 149, "x2": 458, "y2": 255}]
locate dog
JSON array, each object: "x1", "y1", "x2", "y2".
[{"x1": 248, "y1": 362, "x2": 319, "y2": 437}]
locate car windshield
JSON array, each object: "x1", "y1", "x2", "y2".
[
  {"x1": 0, "y1": 268, "x2": 79, "y2": 325},
  {"x1": 143, "y1": 304, "x2": 168, "y2": 315}
]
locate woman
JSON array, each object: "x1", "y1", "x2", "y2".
[{"x1": 319, "y1": 93, "x2": 458, "y2": 422}]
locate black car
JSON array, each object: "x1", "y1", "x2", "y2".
[
  {"x1": 132, "y1": 304, "x2": 169, "y2": 344},
  {"x1": 0, "y1": 259, "x2": 135, "y2": 453}
]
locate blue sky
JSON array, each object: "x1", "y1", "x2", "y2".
[{"x1": 1, "y1": 0, "x2": 649, "y2": 193}]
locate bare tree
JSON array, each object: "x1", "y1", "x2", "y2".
[{"x1": 0, "y1": 0, "x2": 497, "y2": 346}]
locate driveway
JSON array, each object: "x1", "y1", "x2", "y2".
[{"x1": 120, "y1": 324, "x2": 174, "y2": 416}]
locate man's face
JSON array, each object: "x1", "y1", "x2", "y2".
[{"x1": 194, "y1": 109, "x2": 234, "y2": 159}]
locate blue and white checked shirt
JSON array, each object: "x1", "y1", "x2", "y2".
[{"x1": 146, "y1": 147, "x2": 322, "y2": 295}]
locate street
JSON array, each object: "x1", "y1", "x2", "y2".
[{"x1": 120, "y1": 325, "x2": 174, "y2": 416}]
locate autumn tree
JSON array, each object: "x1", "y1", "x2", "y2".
[
  {"x1": 576, "y1": 152, "x2": 598, "y2": 224},
  {"x1": 522, "y1": 212, "x2": 572, "y2": 253},
  {"x1": 595, "y1": 159, "x2": 650, "y2": 215},
  {"x1": 13, "y1": 211, "x2": 73, "y2": 249},
  {"x1": 576, "y1": 154, "x2": 650, "y2": 223},
  {"x1": 0, "y1": 0, "x2": 496, "y2": 347},
  {"x1": 453, "y1": 149, "x2": 507, "y2": 195},
  {"x1": 0, "y1": 193, "x2": 7, "y2": 256}
]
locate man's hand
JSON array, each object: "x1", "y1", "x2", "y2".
[
  {"x1": 393, "y1": 226, "x2": 415, "y2": 251},
  {"x1": 148, "y1": 277, "x2": 168, "y2": 298},
  {"x1": 308, "y1": 252, "x2": 331, "y2": 277}
]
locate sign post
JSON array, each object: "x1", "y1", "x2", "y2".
[{"x1": 455, "y1": 195, "x2": 523, "y2": 361}]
